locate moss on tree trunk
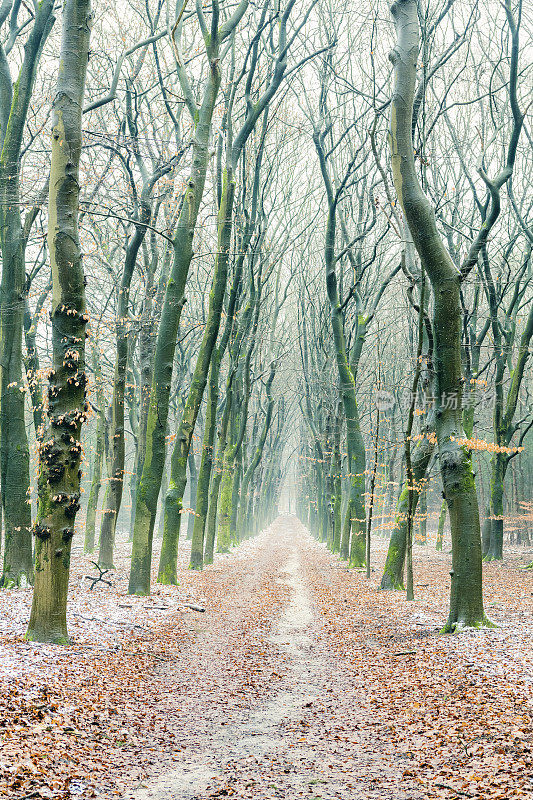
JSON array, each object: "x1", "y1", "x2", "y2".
[
  {"x1": 157, "y1": 172, "x2": 235, "y2": 584},
  {"x1": 389, "y1": 0, "x2": 489, "y2": 631},
  {"x1": 0, "y1": 1, "x2": 55, "y2": 588},
  {"x1": 380, "y1": 434, "x2": 434, "y2": 591},
  {"x1": 189, "y1": 355, "x2": 220, "y2": 570},
  {"x1": 128, "y1": 61, "x2": 221, "y2": 596},
  {"x1": 25, "y1": 0, "x2": 92, "y2": 643},
  {"x1": 436, "y1": 499, "x2": 446, "y2": 551}
]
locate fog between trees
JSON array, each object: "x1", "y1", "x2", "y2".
[{"x1": 0, "y1": 0, "x2": 530, "y2": 643}]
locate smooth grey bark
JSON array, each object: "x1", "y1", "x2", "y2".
[
  {"x1": 0, "y1": 0, "x2": 55, "y2": 587},
  {"x1": 389, "y1": 0, "x2": 490, "y2": 630},
  {"x1": 84, "y1": 345, "x2": 106, "y2": 553},
  {"x1": 186, "y1": 450, "x2": 198, "y2": 540},
  {"x1": 128, "y1": 45, "x2": 221, "y2": 595},
  {"x1": 128, "y1": 0, "x2": 250, "y2": 595}
]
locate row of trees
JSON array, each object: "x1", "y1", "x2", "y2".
[
  {"x1": 0, "y1": 0, "x2": 530, "y2": 642},
  {"x1": 0, "y1": 0, "x2": 318, "y2": 642},
  {"x1": 295, "y1": 0, "x2": 532, "y2": 630}
]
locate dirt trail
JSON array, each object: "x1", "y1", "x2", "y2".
[
  {"x1": 2, "y1": 515, "x2": 530, "y2": 799},
  {"x1": 125, "y1": 517, "x2": 420, "y2": 800},
  {"x1": 128, "y1": 535, "x2": 316, "y2": 798}
]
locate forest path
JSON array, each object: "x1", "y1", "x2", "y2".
[
  {"x1": 125, "y1": 517, "x2": 419, "y2": 800},
  {"x1": 1, "y1": 516, "x2": 531, "y2": 799}
]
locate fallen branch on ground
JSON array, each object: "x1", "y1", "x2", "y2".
[
  {"x1": 84, "y1": 562, "x2": 114, "y2": 590},
  {"x1": 182, "y1": 603, "x2": 206, "y2": 612},
  {"x1": 391, "y1": 650, "x2": 417, "y2": 657}
]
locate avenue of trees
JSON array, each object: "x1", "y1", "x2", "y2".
[{"x1": 0, "y1": 0, "x2": 530, "y2": 642}]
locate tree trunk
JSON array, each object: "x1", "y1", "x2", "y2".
[
  {"x1": 84, "y1": 347, "x2": 105, "y2": 553},
  {"x1": 417, "y1": 485, "x2": 427, "y2": 545},
  {"x1": 380, "y1": 435, "x2": 434, "y2": 590},
  {"x1": 230, "y1": 450, "x2": 243, "y2": 545},
  {"x1": 486, "y1": 301, "x2": 532, "y2": 560},
  {"x1": 366, "y1": 396, "x2": 381, "y2": 576},
  {"x1": 0, "y1": 2, "x2": 55, "y2": 587},
  {"x1": 99, "y1": 206, "x2": 150, "y2": 568},
  {"x1": 332, "y1": 427, "x2": 342, "y2": 554},
  {"x1": 26, "y1": 0, "x2": 91, "y2": 643},
  {"x1": 340, "y1": 502, "x2": 351, "y2": 560},
  {"x1": 128, "y1": 60, "x2": 221, "y2": 596},
  {"x1": 130, "y1": 243, "x2": 172, "y2": 536},
  {"x1": 389, "y1": 0, "x2": 489, "y2": 631},
  {"x1": 316, "y1": 156, "x2": 367, "y2": 566},
  {"x1": 189, "y1": 355, "x2": 220, "y2": 570},
  {"x1": 204, "y1": 387, "x2": 232, "y2": 565},
  {"x1": 217, "y1": 291, "x2": 257, "y2": 554},
  {"x1": 0, "y1": 241, "x2": 33, "y2": 585},
  {"x1": 485, "y1": 453, "x2": 506, "y2": 560},
  {"x1": 237, "y1": 366, "x2": 275, "y2": 542},
  {"x1": 23, "y1": 289, "x2": 48, "y2": 441},
  {"x1": 186, "y1": 449, "x2": 198, "y2": 540},
  {"x1": 217, "y1": 453, "x2": 236, "y2": 553},
  {"x1": 436, "y1": 499, "x2": 446, "y2": 551},
  {"x1": 157, "y1": 171, "x2": 235, "y2": 585},
  {"x1": 156, "y1": 465, "x2": 168, "y2": 539}
]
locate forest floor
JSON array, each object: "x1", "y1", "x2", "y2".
[{"x1": 0, "y1": 516, "x2": 532, "y2": 800}]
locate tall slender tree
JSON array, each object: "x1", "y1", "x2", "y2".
[
  {"x1": 128, "y1": 0, "x2": 250, "y2": 595},
  {"x1": 26, "y1": 0, "x2": 92, "y2": 643},
  {"x1": 388, "y1": 0, "x2": 490, "y2": 631},
  {"x1": 0, "y1": 0, "x2": 55, "y2": 587}
]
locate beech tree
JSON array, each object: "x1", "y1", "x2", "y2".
[
  {"x1": 128, "y1": 0, "x2": 251, "y2": 595},
  {"x1": 26, "y1": 0, "x2": 92, "y2": 644},
  {"x1": 0, "y1": 0, "x2": 527, "y2": 645},
  {"x1": 388, "y1": 0, "x2": 490, "y2": 631},
  {"x1": 0, "y1": 0, "x2": 55, "y2": 587}
]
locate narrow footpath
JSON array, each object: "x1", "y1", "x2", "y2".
[
  {"x1": 1, "y1": 517, "x2": 531, "y2": 800},
  {"x1": 128, "y1": 519, "x2": 419, "y2": 800},
  {"x1": 121, "y1": 516, "x2": 533, "y2": 800}
]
